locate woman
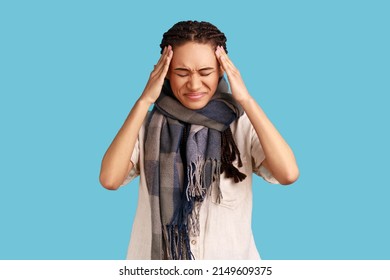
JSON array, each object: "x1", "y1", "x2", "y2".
[{"x1": 100, "y1": 20, "x2": 299, "y2": 260}]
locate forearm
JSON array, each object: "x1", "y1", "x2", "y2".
[
  {"x1": 99, "y1": 98, "x2": 151, "y2": 190},
  {"x1": 240, "y1": 96, "x2": 299, "y2": 185}
]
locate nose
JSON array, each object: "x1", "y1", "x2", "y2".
[{"x1": 186, "y1": 74, "x2": 202, "y2": 91}]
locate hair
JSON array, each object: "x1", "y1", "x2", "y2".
[{"x1": 160, "y1": 20, "x2": 227, "y2": 54}]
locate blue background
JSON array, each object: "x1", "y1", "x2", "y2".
[{"x1": 1, "y1": 0, "x2": 389, "y2": 259}]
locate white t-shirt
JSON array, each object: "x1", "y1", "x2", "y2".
[{"x1": 121, "y1": 112, "x2": 278, "y2": 259}]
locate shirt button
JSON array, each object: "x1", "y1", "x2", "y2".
[{"x1": 191, "y1": 240, "x2": 196, "y2": 245}]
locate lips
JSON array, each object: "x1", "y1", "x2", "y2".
[{"x1": 184, "y1": 92, "x2": 206, "y2": 100}]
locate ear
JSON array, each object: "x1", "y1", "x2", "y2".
[
  {"x1": 219, "y1": 65, "x2": 225, "y2": 78},
  {"x1": 165, "y1": 69, "x2": 171, "y2": 80}
]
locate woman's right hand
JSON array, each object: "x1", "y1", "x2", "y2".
[
  {"x1": 100, "y1": 46, "x2": 173, "y2": 190},
  {"x1": 140, "y1": 45, "x2": 173, "y2": 105}
]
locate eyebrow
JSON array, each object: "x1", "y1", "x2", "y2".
[{"x1": 173, "y1": 67, "x2": 215, "y2": 72}]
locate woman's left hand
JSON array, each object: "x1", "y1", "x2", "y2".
[
  {"x1": 215, "y1": 46, "x2": 251, "y2": 105},
  {"x1": 216, "y1": 46, "x2": 299, "y2": 185}
]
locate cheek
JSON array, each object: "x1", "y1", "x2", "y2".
[
  {"x1": 205, "y1": 75, "x2": 220, "y2": 89},
  {"x1": 169, "y1": 76, "x2": 180, "y2": 86},
  {"x1": 168, "y1": 77, "x2": 184, "y2": 95}
]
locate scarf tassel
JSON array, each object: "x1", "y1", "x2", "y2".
[
  {"x1": 166, "y1": 157, "x2": 222, "y2": 260},
  {"x1": 166, "y1": 224, "x2": 194, "y2": 260},
  {"x1": 221, "y1": 127, "x2": 247, "y2": 183}
]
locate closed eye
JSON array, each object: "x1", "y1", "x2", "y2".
[
  {"x1": 199, "y1": 68, "x2": 215, "y2": 76},
  {"x1": 173, "y1": 67, "x2": 215, "y2": 77}
]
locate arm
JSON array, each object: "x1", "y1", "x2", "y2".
[
  {"x1": 215, "y1": 46, "x2": 299, "y2": 185},
  {"x1": 99, "y1": 46, "x2": 173, "y2": 190}
]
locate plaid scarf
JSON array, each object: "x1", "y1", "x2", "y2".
[{"x1": 144, "y1": 77, "x2": 246, "y2": 260}]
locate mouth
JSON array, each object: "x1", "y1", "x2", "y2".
[{"x1": 184, "y1": 92, "x2": 206, "y2": 101}]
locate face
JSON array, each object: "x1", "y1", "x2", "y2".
[{"x1": 167, "y1": 42, "x2": 223, "y2": 110}]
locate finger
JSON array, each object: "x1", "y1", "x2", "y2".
[
  {"x1": 153, "y1": 45, "x2": 172, "y2": 75},
  {"x1": 152, "y1": 47, "x2": 167, "y2": 72},
  {"x1": 215, "y1": 46, "x2": 231, "y2": 72},
  {"x1": 218, "y1": 46, "x2": 236, "y2": 71},
  {"x1": 154, "y1": 46, "x2": 173, "y2": 79},
  {"x1": 216, "y1": 46, "x2": 238, "y2": 76},
  {"x1": 156, "y1": 46, "x2": 168, "y2": 65},
  {"x1": 151, "y1": 46, "x2": 169, "y2": 75},
  {"x1": 215, "y1": 47, "x2": 226, "y2": 70},
  {"x1": 159, "y1": 47, "x2": 173, "y2": 78}
]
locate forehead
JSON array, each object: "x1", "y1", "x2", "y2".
[{"x1": 171, "y1": 42, "x2": 218, "y2": 68}]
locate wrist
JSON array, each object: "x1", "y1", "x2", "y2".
[
  {"x1": 137, "y1": 95, "x2": 155, "y2": 108},
  {"x1": 235, "y1": 93, "x2": 253, "y2": 107}
]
